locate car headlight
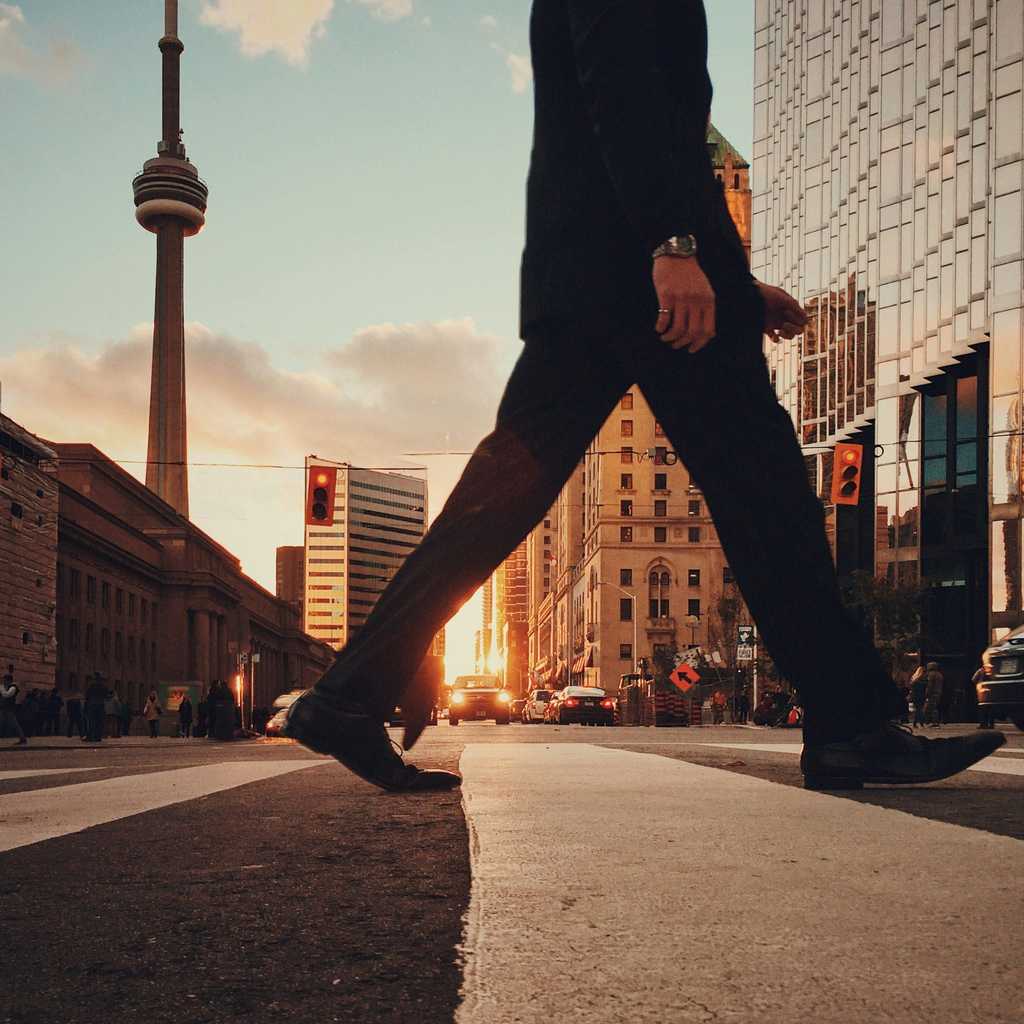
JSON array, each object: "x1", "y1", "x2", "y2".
[
  {"x1": 451, "y1": 692, "x2": 465, "y2": 705},
  {"x1": 498, "y1": 691, "x2": 511, "y2": 703}
]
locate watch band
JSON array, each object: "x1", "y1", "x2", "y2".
[{"x1": 652, "y1": 235, "x2": 698, "y2": 260}]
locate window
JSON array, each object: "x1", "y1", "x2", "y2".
[
  {"x1": 655, "y1": 422, "x2": 665, "y2": 437},
  {"x1": 544, "y1": 535, "x2": 551, "y2": 546},
  {"x1": 621, "y1": 394, "x2": 634, "y2": 410},
  {"x1": 621, "y1": 447, "x2": 634, "y2": 464},
  {"x1": 128, "y1": 594, "x2": 135, "y2": 618},
  {"x1": 688, "y1": 500, "x2": 701, "y2": 516},
  {"x1": 621, "y1": 500, "x2": 633, "y2": 517},
  {"x1": 619, "y1": 643, "x2": 633, "y2": 660},
  {"x1": 723, "y1": 566, "x2": 735, "y2": 584},
  {"x1": 619, "y1": 598, "x2": 633, "y2": 621},
  {"x1": 621, "y1": 420, "x2": 634, "y2": 438},
  {"x1": 116, "y1": 588, "x2": 123, "y2": 614},
  {"x1": 620, "y1": 526, "x2": 633, "y2": 542},
  {"x1": 141, "y1": 598, "x2": 148, "y2": 624},
  {"x1": 69, "y1": 619, "x2": 80, "y2": 650},
  {"x1": 543, "y1": 519, "x2": 551, "y2": 528},
  {"x1": 620, "y1": 473, "x2": 633, "y2": 489},
  {"x1": 648, "y1": 570, "x2": 671, "y2": 618},
  {"x1": 86, "y1": 576, "x2": 96, "y2": 604},
  {"x1": 70, "y1": 570, "x2": 80, "y2": 599},
  {"x1": 687, "y1": 599, "x2": 701, "y2": 617},
  {"x1": 100, "y1": 629, "x2": 110, "y2": 658},
  {"x1": 127, "y1": 637, "x2": 136, "y2": 664},
  {"x1": 688, "y1": 569, "x2": 701, "y2": 586},
  {"x1": 620, "y1": 569, "x2": 632, "y2": 586},
  {"x1": 654, "y1": 527, "x2": 667, "y2": 543},
  {"x1": 654, "y1": 473, "x2": 667, "y2": 490},
  {"x1": 85, "y1": 623, "x2": 94, "y2": 652},
  {"x1": 688, "y1": 527, "x2": 701, "y2": 543},
  {"x1": 654, "y1": 500, "x2": 667, "y2": 517},
  {"x1": 101, "y1": 582, "x2": 110, "y2": 609},
  {"x1": 114, "y1": 632, "x2": 123, "y2": 661}
]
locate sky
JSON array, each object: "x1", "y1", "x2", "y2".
[{"x1": 0, "y1": 0, "x2": 755, "y2": 678}]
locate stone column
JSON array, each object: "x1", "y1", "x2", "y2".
[
  {"x1": 209, "y1": 614, "x2": 220, "y2": 685},
  {"x1": 193, "y1": 610, "x2": 210, "y2": 686}
]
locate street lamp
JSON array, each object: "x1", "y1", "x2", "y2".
[{"x1": 596, "y1": 581, "x2": 637, "y2": 677}]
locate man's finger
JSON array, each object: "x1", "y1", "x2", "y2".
[
  {"x1": 665, "y1": 304, "x2": 690, "y2": 346},
  {"x1": 655, "y1": 305, "x2": 674, "y2": 336}
]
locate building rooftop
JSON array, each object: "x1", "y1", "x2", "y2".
[{"x1": 707, "y1": 123, "x2": 750, "y2": 170}]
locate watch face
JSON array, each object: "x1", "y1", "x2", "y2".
[{"x1": 677, "y1": 235, "x2": 697, "y2": 256}]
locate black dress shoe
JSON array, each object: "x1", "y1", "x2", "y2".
[
  {"x1": 282, "y1": 690, "x2": 461, "y2": 793},
  {"x1": 801, "y1": 722, "x2": 1006, "y2": 790}
]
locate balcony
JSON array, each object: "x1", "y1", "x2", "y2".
[{"x1": 646, "y1": 617, "x2": 676, "y2": 634}]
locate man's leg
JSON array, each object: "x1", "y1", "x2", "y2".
[
  {"x1": 635, "y1": 331, "x2": 904, "y2": 746},
  {"x1": 310, "y1": 328, "x2": 633, "y2": 724}
]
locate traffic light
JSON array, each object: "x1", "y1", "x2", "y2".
[
  {"x1": 305, "y1": 466, "x2": 338, "y2": 526},
  {"x1": 647, "y1": 447, "x2": 679, "y2": 466},
  {"x1": 830, "y1": 442, "x2": 863, "y2": 506}
]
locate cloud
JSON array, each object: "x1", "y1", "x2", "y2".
[
  {"x1": 0, "y1": 3, "x2": 81, "y2": 85},
  {"x1": 479, "y1": 15, "x2": 498, "y2": 31},
  {"x1": 352, "y1": 0, "x2": 414, "y2": 23},
  {"x1": 199, "y1": 0, "x2": 335, "y2": 66},
  {"x1": 505, "y1": 52, "x2": 532, "y2": 94},
  {"x1": 0, "y1": 320, "x2": 511, "y2": 588}
]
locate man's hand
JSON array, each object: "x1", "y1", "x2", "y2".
[
  {"x1": 654, "y1": 256, "x2": 717, "y2": 352},
  {"x1": 758, "y1": 281, "x2": 807, "y2": 341}
]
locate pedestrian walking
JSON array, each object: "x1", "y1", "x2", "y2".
[
  {"x1": 924, "y1": 663, "x2": 944, "y2": 728},
  {"x1": 909, "y1": 661, "x2": 927, "y2": 728},
  {"x1": 42, "y1": 687, "x2": 62, "y2": 736},
  {"x1": 65, "y1": 689, "x2": 85, "y2": 739},
  {"x1": 84, "y1": 675, "x2": 108, "y2": 743},
  {"x1": 119, "y1": 695, "x2": 133, "y2": 738},
  {"x1": 143, "y1": 690, "x2": 162, "y2": 739},
  {"x1": 737, "y1": 691, "x2": 750, "y2": 725},
  {"x1": 179, "y1": 695, "x2": 193, "y2": 739},
  {"x1": 1, "y1": 668, "x2": 27, "y2": 746},
  {"x1": 281, "y1": 0, "x2": 1005, "y2": 791}
]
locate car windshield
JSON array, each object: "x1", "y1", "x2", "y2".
[
  {"x1": 534, "y1": 690, "x2": 551, "y2": 700},
  {"x1": 566, "y1": 687, "x2": 605, "y2": 697},
  {"x1": 453, "y1": 676, "x2": 501, "y2": 689}
]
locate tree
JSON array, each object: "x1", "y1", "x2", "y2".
[{"x1": 840, "y1": 571, "x2": 925, "y2": 678}]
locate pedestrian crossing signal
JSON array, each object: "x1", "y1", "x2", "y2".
[
  {"x1": 830, "y1": 443, "x2": 863, "y2": 506},
  {"x1": 305, "y1": 466, "x2": 338, "y2": 526}
]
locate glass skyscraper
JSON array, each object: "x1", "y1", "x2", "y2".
[{"x1": 753, "y1": 0, "x2": 1024, "y2": 711}]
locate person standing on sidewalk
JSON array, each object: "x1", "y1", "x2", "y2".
[
  {"x1": 84, "y1": 675, "x2": 108, "y2": 743},
  {"x1": 179, "y1": 695, "x2": 194, "y2": 739},
  {"x1": 143, "y1": 690, "x2": 162, "y2": 739},
  {"x1": 924, "y1": 663, "x2": 944, "y2": 728},
  {"x1": 119, "y1": 694, "x2": 133, "y2": 738},
  {"x1": 283, "y1": 0, "x2": 1004, "y2": 791},
  {"x1": 65, "y1": 687, "x2": 84, "y2": 739},
  {"x1": 1, "y1": 669, "x2": 27, "y2": 746}
]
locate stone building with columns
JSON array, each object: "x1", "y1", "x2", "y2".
[{"x1": 51, "y1": 443, "x2": 332, "y2": 720}]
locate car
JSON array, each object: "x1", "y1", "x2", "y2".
[
  {"x1": 978, "y1": 629, "x2": 1024, "y2": 731},
  {"x1": 523, "y1": 688, "x2": 554, "y2": 723},
  {"x1": 448, "y1": 674, "x2": 512, "y2": 725},
  {"x1": 264, "y1": 708, "x2": 289, "y2": 737},
  {"x1": 510, "y1": 697, "x2": 527, "y2": 722},
  {"x1": 385, "y1": 705, "x2": 438, "y2": 728},
  {"x1": 547, "y1": 686, "x2": 615, "y2": 726}
]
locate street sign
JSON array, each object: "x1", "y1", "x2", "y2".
[
  {"x1": 674, "y1": 648, "x2": 701, "y2": 669},
  {"x1": 738, "y1": 625, "x2": 756, "y2": 646},
  {"x1": 670, "y1": 662, "x2": 700, "y2": 693},
  {"x1": 737, "y1": 644, "x2": 754, "y2": 662}
]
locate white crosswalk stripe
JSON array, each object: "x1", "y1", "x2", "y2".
[
  {"x1": 695, "y1": 741, "x2": 1024, "y2": 776},
  {"x1": 458, "y1": 743, "x2": 1023, "y2": 1024},
  {"x1": 0, "y1": 760, "x2": 329, "y2": 854}
]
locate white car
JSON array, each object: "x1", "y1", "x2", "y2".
[{"x1": 523, "y1": 688, "x2": 554, "y2": 723}]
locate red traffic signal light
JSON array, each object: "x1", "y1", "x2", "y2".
[
  {"x1": 305, "y1": 466, "x2": 338, "y2": 526},
  {"x1": 830, "y1": 443, "x2": 863, "y2": 506}
]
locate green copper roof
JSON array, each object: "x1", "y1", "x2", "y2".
[{"x1": 706, "y1": 123, "x2": 750, "y2": 170}]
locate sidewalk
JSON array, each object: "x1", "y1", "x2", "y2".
[{"x1": 1, "y1": 735, "x2": 264, "y2": 748}]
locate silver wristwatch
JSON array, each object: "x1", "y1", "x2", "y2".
[{"x1": 652, "y1": 234, "x2": 698, "y2": 259}]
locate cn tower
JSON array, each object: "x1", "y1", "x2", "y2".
[{"x1": 132, "y1": 0, "x2": 208, "y2": 517}]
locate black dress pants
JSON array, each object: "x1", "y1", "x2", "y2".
[{"x1": 314, "y1": 318, "x2": 905, "y2": 745}]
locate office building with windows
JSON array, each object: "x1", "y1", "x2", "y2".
[
  {"x1": 753, "y1": 0, "x2": 1024, "y2": 712},
  {"x1": 303, "y1": 458, "x2": 427, "y2": 651}
]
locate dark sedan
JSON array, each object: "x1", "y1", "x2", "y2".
[
  {"x1": 979, "y1": 628, "x2": 1024, "y2": 730},
  {"x1": 548, "y1": 686, "x2": 615, "y2": 726},
  {"x1": 448, "y1": 675, "x2": 511, "y2": 725}
]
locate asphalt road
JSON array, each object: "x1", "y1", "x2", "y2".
[{"x1": 2, "y1": 723, "x2": 1021, "y2": 1024}]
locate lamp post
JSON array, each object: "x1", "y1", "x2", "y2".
[
  {"x1": 685, "y1": 613, "x2": 701, "y2": 648},
  {"x1": 596, "y1": 581, "x2": 637, "y2": 676}
]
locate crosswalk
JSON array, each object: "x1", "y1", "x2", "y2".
[
  {"x1": 0, "y1": 759, "x2": 328, "y2": 853},
  {"x1": 457, "y1": 743, "x2": 1024, "y2": 1024}
]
